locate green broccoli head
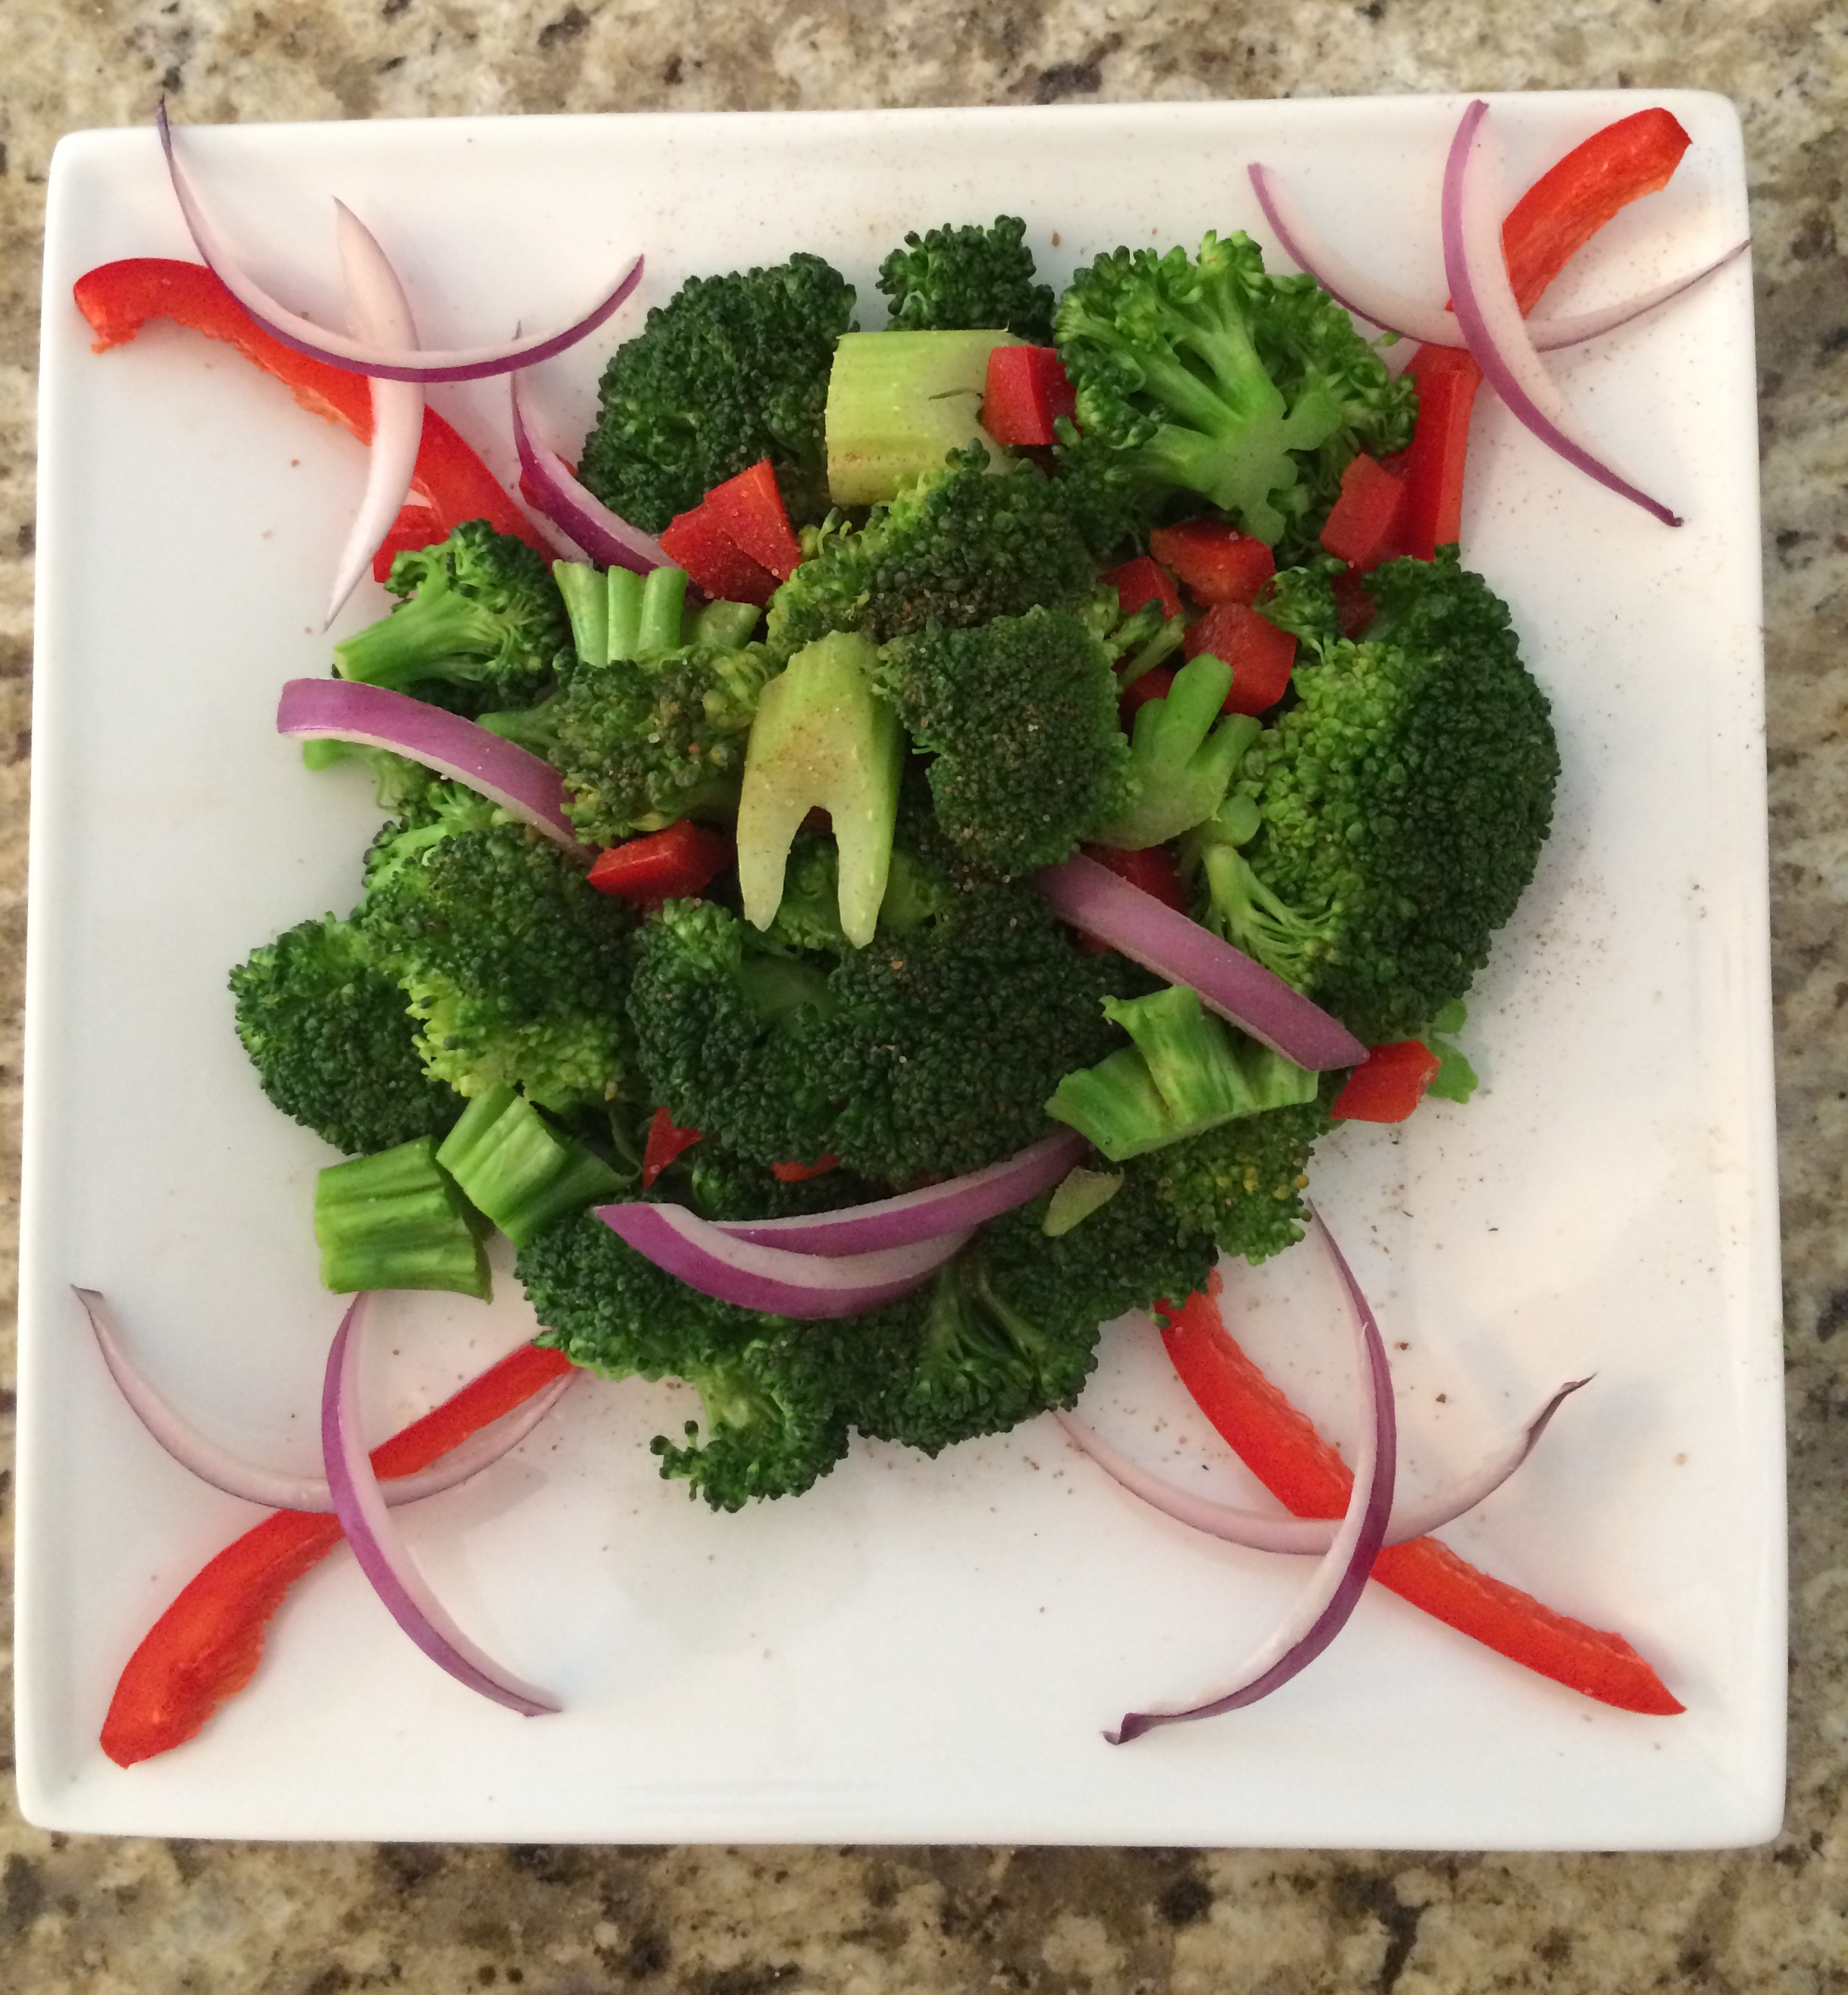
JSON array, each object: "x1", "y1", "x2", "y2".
[
  {"x1": 577, "y1": 254, "x2": 858, "y2": 533},
  {"x1": 765, "y1": 446, "x2": 1097, "y2": 658},
  {"x1": 877, "y1": 215, "x2": 1056, "y2": 342},
  {"x1": 332, "y1": 521, "x2": 573, "y2": 714},
  {"x1": 1199, "y1": 549, "x2": 1560, "y2": 1044},
  {"x1": 1055, "y1": 232, "x2": 1415, "y2": 557},
  {"x1": 230, "y1": 913, "x2": 462, "y2": 1156}
]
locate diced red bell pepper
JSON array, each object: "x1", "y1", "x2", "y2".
[
  {"x1": 639, "y1": 1105, "x2": 703, "y2": 1189},
  {"x1": 770, "y1": 1155, "x2": 840, "y2": 1183},
  {"x1": 588, "y1": 821, "x2": 735, "y2": 902},
  {"x1": 1184, "y1": 601, "x2": 1296, "y2": 716},
  {"x1": 1331, "y1": 1040, "x2": 1442, "y2": 1122},
  {"x1": 1082, "y1": 842, "x2": 1188, "y2": 913},
  {"x1": 980, "y1": 345, "x2": 1077, "y2": 447},
  {"x1": 702, "y1": 458, "x2": 804, "y2": 581},
  {"x1": 1100, "y1": 555, "x2": 1182, "y2": 622},
  {"x1": 1321, "y1": 455, "x2": 1408, "y2": 571},
  {"x1": 1148, "y1": 521, "x2": 1276, "y2": 607},
  {"x1": 1119, "y1": 664, "x2": 1176, "y2": 726},
  {"x1": 658, "y1": 501, "x2": 779, "y2": 606},
  {"x1": 1158, "y1": 1286, "x2": 1684, "y2": 1715},
  {"x1": 1394, "y1": 347, "x2": 1481, "y2": 561},
  {"x1": 1330, "y1": 566, "x2": 1377, "y2": 638}
]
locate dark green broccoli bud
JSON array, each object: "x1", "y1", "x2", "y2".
[
  {"x1": 680, "y1": 1140, "x2": 878, "y2": 1224},
  {"x1": 333, "y1": 521, "x2": 574, "y2": 715},
  {"x1": 1055, "y1": 233, "x2": 1415, "y2": 557},
  {"x1": 878, "y1": 216, "x2": 1056, "y2": 342},
  {"x1": 761, "y1": 832, "x2": 956, "y2": 953},
  {"x1": 230, "y1": 914, "x2": 461, "y2": 1157},
  {"x1": 433, "y1": 1085, "x2": 623, "y2": 1246},
  {"x1": 1049, "y1": 421, "x2": 1162, "y2": 563},
  {"x1": 578, "y1": 254, "x2": 858, "y2": 533},
  {"x1": 1196, "y1": 549, "x2": 1560, "y2": 1044},
  {"x1": 314, "y1": 1137, "x2": 489, "y2": 1299},
  {"x1": 874, "y1": 606, "x2": 1134, "y2": 879},
  {"x1": 765, "y1": 446, "x2": 1096, "y2": 657}
]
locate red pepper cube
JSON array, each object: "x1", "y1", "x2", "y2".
[
  {"x1": 1080, "y1": 841, "x2": 1187, "y2": 913},
  {"x1": 1320, "y1": 454, "x2": 1409, "y2": 571},
  {"x1": 1149, "y1": 521, "x2": 1277, "y2": 606},
  {"x1": 1331, "y1": 1040, "x2": 1442, "y2": 1122},
  {"x1": 658, "y1": 502, "x2": 779, "y2": 606},
  {"x1": 1100, "y1": 555, "x2": 1182, "y2": 622},
  {"x1": 702, "y1": 458, "x2": 804, "y2": 581},
  {"x1": 588, "y1": 821, "x2": 735, "y2": 901},
  {"x1": 980, "y1": 345, "x2": 1077, "y2": 447},
  {"x1": 1330, "y1": 566, "x2": 1377, "y2": 638},
  {"x1": 1184, "y1": 602, "x2": 1296, "y2": 716},
  {"x1": 639, "y1": 1104, "x2": 704, "y2": 1187},
  {"x1": 1118, "y1": 663, "x2": 1176, "y2": 728}
]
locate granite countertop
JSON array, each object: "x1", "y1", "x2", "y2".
[{"x1": 3, "y1": 1, "x2": 1845, "y2": 1987}]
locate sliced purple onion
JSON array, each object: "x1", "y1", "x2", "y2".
[
  {"x1": 156, "y1": 103, "x2": 642, "y2": 384},
  {"x1": 1057, "y1": 1375, "x2": 1587, "y2": 1554},
  {"x1": 1249, "y1": 161, "x2": 1747, "y2": 355},
  {"x1": 277, "y1": 677, "x2": 587, "y2": 858},
  {"x1": 322, "y1": 1294, "x2": 561, "y2": 1716},
  {"x1": 1443, "y1": 101, "x2": 1682, "y2": 527},
  {"x1": 1108, "y1": 1209, "x2": 1396, "y2": 1741},
  {"x1": 599, "y1": 1202, "x2": 971, "y2": 1317},
  {"x1": 1035, "y1": 855, "x2": 1365, "y2": 1071},
  {"x1": 77, "y1": 1285, "x2": 574, "y2": 1513},
  {"x1": 324, "y1": 202, "x2": 426, "y2": 626},
  {"x1": 714, "y1": 1130, "x2": 1089, "y2": 1257},
  {"x1": 510, "y1": 367, "x2": 669, "y2": 575}
]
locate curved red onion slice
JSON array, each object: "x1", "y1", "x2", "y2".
[
  {"x1": 1057, "y1": 1375, "x2": 1586, "y2": 1553},
  {"x1": 1108, "y1": 1210, "x2": 1396, "y2": 1741},
  {"x1": 1035, "y1": 855, "x2": 1365, "y2": 1071},
  {"x1": 277, "y1": 677, "x2": 587, "y2": 858},
  {"x1": 510, "y1": 368, "x2": 669, "y2": 575},
  {"x1": 599, "y1": 1202, "x2": 971, "y2": 1317},
  {"x1": 322, "y1": 1294, "x2": 561, "y2": 1716},
  {"x1": 324, "y1": 202, "x2": 425, "y2": 627},
  {"x1": 156, "y1": 103, "x2": 642, "y2": 384},
  {"x1": 77, "y1": 1286, "x2": 574, "y2": 1512},
  {"x1": 713, "y1": 1130, "x2": 1089, "y2": 1257},
  {"x1": 1250, "y1": 162, "x2": 1747, "y2": 355},
  {"x1": 1443, "y1": 101, "x2": 1682, "y2": 527}
]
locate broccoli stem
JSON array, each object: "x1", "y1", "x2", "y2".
[
  {"x1": 435, "y1": 1085, "x2": 624, "y2": 1246},
  {"x1": 314, "y1": 1137, "x2": 491, "y2": 1299},
  {"x1": 606, "y1": 567, "x2": 645, "y2": 662},
  {"x1": 637, "y1": 565, "x2": 688, "y2": 658},
  {"x1": 554, "y1": 561, "x2": 609, "y2": 668},
  {"x1": 333, "y1": 577, "x2": 504, "y2": 693},
  {"x1": 693, "y1": 599, "x2": 763, "y2": 651},
  {"x1": 824, "y1": 330, "x2": 1018, "y2": 505}
]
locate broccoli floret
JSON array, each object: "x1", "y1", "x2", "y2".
[
  {"x1": 878, "y1": 216, "x2": 1056, "y2": 342},
  {"x1": 765, "y1": 446, "x2": 1096, "y2": 658},
  {"x1": 1193, "y1": 549, "x2": 1560, "y2": 1044},
  {"x1": 230, "y1": 914, "x2": 461, "y2": 1156},
  {"x1": 874, "y1": 606, "x2": 1134, "y2": 878},
  {"x1": 577, "y1": 255, "x2": 858, "y2": 533},
  {"x1": 333, "y1": 521, "x2": 573, "y2": 715},
  {"x1": 361, "y1": 805, "x2": 636, "y2": 1115},
  {"x1": 1055, "y1": 233, "x2": 1415, "y2": 556},
  {"x1": 680, "y1": 1140, "x2": 877, "y2": 1224},
  {"x1": 1093, "y1": 652, "x2": 1259, "y2": 850}
]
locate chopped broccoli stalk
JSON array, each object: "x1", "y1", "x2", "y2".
[
  {"x1": 314, "y1": 1137, "x2": 489, "y2": 1299},
  {"x1": 878, "y1": 217, "x2": 1056, "y2": 343},
  {"x1": 1093, "y1": 653, "x2": 1260, "y2": 849},
  {"x1": 605, "y1": 566, "x2": 643, "y2": 661},
  {"x1": 299, "y1": 739, "x2": 436, "y2": 812},
  {"x1": 1043, "y1": 1165, "x2": 1124, "y2": 1237},
  {"x1": 636, "y1": 564, "x2": 689, "y2": 658},
  {"x1": 692, "y1": 598, "x2": 762, "y2": 651},
  {"x1": 553, "y1": 560, "x2": 608, "y2": 668},
  {"x1": 1047, "y1": 985, "x2": 1318, "y2": 1161},
  {"x1": 434, "y1": 1084, "x2": 623, "y2": 1246},
  {"x1": 824, "y1": 330, "x2": 1020, "y2": 505},
  {"x1": 736, "y1": 632, "x2": 904, "y2": 947},
  {"x1": 333, "y1": 521, "x2": 573, "y2": 712}
]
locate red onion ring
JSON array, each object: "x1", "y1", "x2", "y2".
[
  {"x1": 509, "y1": 367, "x2": 670, "y2": 575},
  {"x1": 1443, "y1": 101, "x2": 1682, "y2": 527},
  {"x1": 77, "y1": 1285, "x2": 574, "y2": 1513},
  {"x1": 324, "y1": 202, "x2": 425, "y2": 626},
  {"x1": 1108, "y1": 1209, "x2": 1396, "y2": 1740},
  {"x1": 713, "y1": 1130, "x2": 1088, "y2": 1257},
  {"x1": 1034, "y1": 855, "x2": 1366, "y2": 1071},
  {"x1": 1056, "y1": 1374, "x2": 1587, "y2": 1553},
  {"x1": 277, "y1": 677, "x2": 588, "y2": 858},
  {"x1": 598, "y1": 1202, "x2": 971, "y2": 1317},
  {"x1": 321, "y1": 1293, "x2": 561, "y2": 1716},
  {"x1": 156, "y1": 103, "x2": 643, "y2": 385}
]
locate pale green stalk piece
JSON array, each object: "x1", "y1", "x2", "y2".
[
  {"x1": 605, "y1": 566, "x2": 645, "y2": 662},
  {"x1": 1043, "y1": 1165, "x2": 1126, "y2": 1237},
  {"x1": 825, "y1": 329, "x2": 1023, "y2": 504},
  {"x1": 553, "y1": 560, "x2": 608, "y2": 668}
]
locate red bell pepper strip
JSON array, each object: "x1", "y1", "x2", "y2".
[
  {"x1": 702, "y1": 458, "x2": 804, "y2": 581},
  {"x1": 587, "y1": 821, "x2": 735, "y2": 902},
  {"x1": 658, "y1": 501, "x2": 778, "y2": 606},
  {"x1": 72, "y1": 258, "x2": 549, "y2": 568},
  {"x1": 1149, "y1": 521, "x2": 1277, "y2": 606},
  {"x1": 1184, "y1": 601, "x2": 1297, "y2": 716},
  {"x1": 1393, "y1": 348, "x2": 1481, "y2": 561},
  {"x1": 980, "y1": 344, "x2": 1077, "y2": 446},
  {"x1": 100, "y1": 1340, "x2": 576, "y2": 1766},
  {"x1": 1331, "y1": 1039, "x2": 1441, "y2": 1122},
  {"x1": 1320, "y1": 455, "x2": 1408, "y2": 571},
  {"x1": 1118, "y1": 663, "x2": 1177, "y2": 726},
  {"x1": 770, "y1": 1154, "x2": 840, "y2": 1183},
  {"x1": 1159, "y1": 1287, "x2": 1684, "y2": 1715},
  {"x1": 639, "y1": 1105, "x2": 704, "y2": 1189},
  {"x1": 1101, "y1": 555, "x2": 1182, "y2": 622}
]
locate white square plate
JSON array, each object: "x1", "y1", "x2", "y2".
[{"x1": 18, "y1": 93, "x2": 1781, "y2": 1845}]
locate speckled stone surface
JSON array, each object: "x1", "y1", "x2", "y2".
[{"x1": 3, "y1": 1, "x2": 1846, "y2": 1987}]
